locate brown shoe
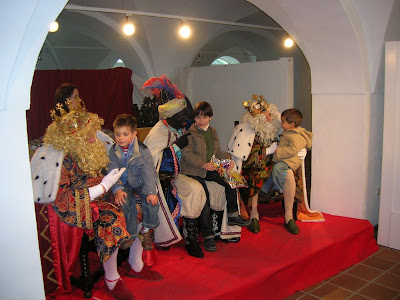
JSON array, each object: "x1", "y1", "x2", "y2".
[
  {"x1": 120, "y1": 238, "x2": 133, "y2": 250},
  {"x1": 124, "y1": 263, "x2": 164, "y2": 281},
  {"x1": 139, "y1": 229, "x2": 154, "y2": 251},
  {"x1": 105, "y1": 278, "x2": 135, "y2": 300}
]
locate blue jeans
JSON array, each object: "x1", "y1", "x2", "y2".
[
  {"x1": 262, "y1": 161, "x2": 289, "y2": 194},
  {"x1": 122, "y1": 185, "x2": 160, "y2": 239}
]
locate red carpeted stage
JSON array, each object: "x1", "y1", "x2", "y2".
[{"x1": 59, "y1": 202, "x2": 378, "y2": 300}]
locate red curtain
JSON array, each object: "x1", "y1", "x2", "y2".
[{"x1": 27, "y1": 67, "x2": 134, "y2": 140}]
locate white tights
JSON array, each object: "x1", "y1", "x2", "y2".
[
  {"x1": 103, "y1": 224, "x2": 145, "y2": 290},
  {"x1": 249, "y1": 169, "x2": 296, "y2": 224}
]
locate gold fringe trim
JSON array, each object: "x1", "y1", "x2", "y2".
[
  {"x1": 83, "y1": 188, "x2": 92, "y2": 230},
  {"x1": 40, "y1": 224, "x2": 51, "y2": 244},
  {"x1": 43, "y1": 246, "x2": 53, "y2": 264},
  {"x1": 46, "y1": 268, "x2": 58, "y2": 285},
  {"x1": 75, "y1": 189, "x2": 82, "y2": 228},
  {"x1": 39, "y1": 204, "x2": 48, "y2": 222}
]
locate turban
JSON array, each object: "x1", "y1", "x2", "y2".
[{"x1": 158, "y1": 98, "x2": 187, "y2": 119}]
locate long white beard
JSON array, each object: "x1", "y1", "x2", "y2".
[{"x1": 241, "y1": 104, "x2": 281, "y2": 147}]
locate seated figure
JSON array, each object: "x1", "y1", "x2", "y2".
[
  {"x1": 31, "y1": 83, "x2": 162, "y2": 300},
  {"x1": 141, "y1": 76, "x2": 240, "y2": 258},
  {"x1": 228, "y1": 94, "x2": 324, "y2": 234}
]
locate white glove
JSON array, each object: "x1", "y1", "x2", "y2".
[
  {"x1": 265, "y1": 142, "x2": 278, "y2": 155},
  {"x1": 298, "y1": 148, "x2": 307, "y2": 160},
  {"x1": 88, "y1": 168, "x2": 126, "y2": 200},
  {"x1": 101, "y1": 168, "x2": 126, "y2": 191}
]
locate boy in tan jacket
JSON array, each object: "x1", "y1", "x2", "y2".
[{"x1": 267, "y1": 108, "x2": 312, "y2": 234}]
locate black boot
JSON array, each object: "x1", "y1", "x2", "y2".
[
  {"x1": 212, "y1": 210, "x2": 241, "y2": 243},
  {"x1": 183, "y1": 217, "x2": 204, "y2": 258},
  {"x1": 211, "y1": 210, "x2": 223, "y2": 238}
]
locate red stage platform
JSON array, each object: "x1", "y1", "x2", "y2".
[{"x1": 59, "y1": 202, "x2": 378, "y2": 300}]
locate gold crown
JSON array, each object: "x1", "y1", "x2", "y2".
[
  {"x1": 243, "y1": 94, "x2": 269, "y2": 116},
  {"x1": 50, "y1": 98, "x2": 92, "y2": 135}
]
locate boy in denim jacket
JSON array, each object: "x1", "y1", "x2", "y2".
[{"x1": 108, "y1": 114, "x2": 159, "y2": 251}]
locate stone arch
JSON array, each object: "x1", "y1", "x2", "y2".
[{"x1": 249, "y1": 0, "x2": 367, "y2": 94}]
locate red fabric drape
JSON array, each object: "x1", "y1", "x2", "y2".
[
  {"x1": 27, "y1": 68, "x2": 134, "y2": 140},
  {"x1": 35, "y1": 203, "x2": 86, "y2": 297}
]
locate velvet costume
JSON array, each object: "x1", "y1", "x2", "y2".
[
  {"x1": 144, "y1": 120, "x2": 207, "y2": 221},
  {"x1": 52, "y1": 155, "x2": 131, "y2": 263},
  {"x1": 240, "y1": 138, "x2": 275, "y2": 203},
  {"x1": 32, "y1": 146, "x2": 131, "y2": 297},
  {"x1": 228, "y1": 117, "x2": 324, "y2": 222}
]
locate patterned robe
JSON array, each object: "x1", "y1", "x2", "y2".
[
  {"x1": 240, "y1": 138, "x2": 275, "y2": 204},
  {"x1": 52, "y1": 155, "x2": 131, "y2": 263}
]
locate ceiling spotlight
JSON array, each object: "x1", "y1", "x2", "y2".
[
  {"x1": 179, "y1": 21, "x2": 191, "y2": 39},
  {"x1": 123, "y1": 15, "x2": 135, "y2": 36},
  {"x1": 284, "y1": 37, "x2": 294, "y2": 48},
  {"x1": 49, "y1": 21, "x2": 59, "y2": 33}
]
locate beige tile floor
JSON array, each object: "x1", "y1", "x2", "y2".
[{"x1": 284, "y1": 245, "x2": 400, "y2": 300}]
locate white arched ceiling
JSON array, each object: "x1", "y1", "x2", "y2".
[
  {"x1": 193, "y1": 30, "x2": 288, "y2": 66},
  {"x1": 251, "y1": 0, "x2": 394, "y2": 94},
  {"x1": 42, "y1": 10, "x2": 153, "y2": 78},
  {"x1": 74, "y1": 11, "x2": 154, "y2": 77},
  {"x1": 251, "y1": 0, "x2": 366, "y2": 94},
  {"x1": 342, "y1": 0, "x2": 393, "y2": 93}
]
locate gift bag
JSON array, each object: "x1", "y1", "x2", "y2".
[{"x1": 210, "y1": 155, "x2": 248, "y2": 189}]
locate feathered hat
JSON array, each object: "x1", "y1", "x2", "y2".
[{"x1": 141, "y1": 75, "x2": 185, "y2": 100}]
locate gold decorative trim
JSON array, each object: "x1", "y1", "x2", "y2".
[{"x1": 75, "y1": 189, "x2": 82, "y2": 227}]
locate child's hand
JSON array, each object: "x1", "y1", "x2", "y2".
[
  {"x1": 147, "y1": 194, "x2": 158, "y2": 206},
  {"x1": 228, "y1": 160, "x2": 235, "y2": 171},
  {"x1": 203, "y1": 162, "x2": 217, "y2": 171},
  {"x1": 115, "y1": 190, "x2": 127, "y2": 206}
]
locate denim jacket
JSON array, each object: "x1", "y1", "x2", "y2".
[{"x1": 108, "y1": 138, "x2": 157, "y2": 196}]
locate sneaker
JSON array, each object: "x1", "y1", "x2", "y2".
[
  {"x1": 204, "y1": 238, "x2": 217, "y2": 252},
  {"x1": 139, "y1": 229, "x2": 154, "y2": 251},
  {"x1": 228, "y1": 215, "x2": 250, "y2": 227},
  {"x1": 120, "y1": 238, "x2": 133, "y2": 250}
]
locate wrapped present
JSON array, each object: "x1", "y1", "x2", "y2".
[{"x1": 211, "y1": 155, "x2": 248, "y2": 189}]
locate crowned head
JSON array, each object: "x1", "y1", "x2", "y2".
[
  {"x1": 49, "y1": 98, "x2": 97, "y2": 135},
  {"x1": 243, "y1": 94, "x2": 269, "y2": 117}
]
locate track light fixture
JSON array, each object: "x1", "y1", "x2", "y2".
[
  {"x1": 123, "y1": 15, "x2": 135, "y2": 36},
  {"x1": 179, "y1": 20, "x2": 191, "y2": 39},
  {"x1": 49, "y1": 21, "x2": 59, "y2": 33},
  {"x1": 284, "y1": 36, "x2": 294, "y2": 48}
]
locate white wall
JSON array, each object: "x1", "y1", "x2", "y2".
[
  {"x1": 378, "y1": 41, "x2": 400, "y2": 250},
  {"x1": 311, "y1": 94, "x2": 368, "y2": 219},
  {"x1": 187, "y1": 58, "x2": 294, "y2": 148},
  {"x1": 0, "y1": 0, "x2": 68, "y2": 299}
]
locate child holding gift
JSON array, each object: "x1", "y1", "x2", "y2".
[{"x1": 181, "y1": 101, "x2": 250, "y2": 252}]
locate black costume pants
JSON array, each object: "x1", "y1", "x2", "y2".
[{"x1": 190, "y1": 170, "x2": 239, "y2": 217}]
